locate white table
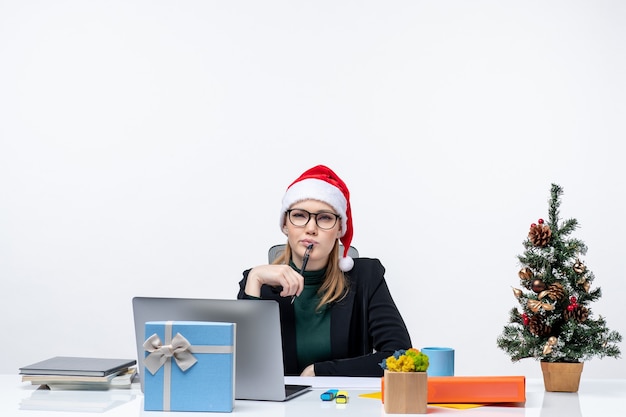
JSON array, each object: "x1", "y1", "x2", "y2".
[{"x1": 2, "y1": 374, "x2": 626, "y2": 416}]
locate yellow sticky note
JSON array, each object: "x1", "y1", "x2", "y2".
[
  {"x1": 432, "y1": 403, "x2": 485, "y2": 409},
  {"x1": 359, "y1": 392, "x2": 382, "y2": 399},
  {"x1": 358, "y1": 392, "x2": 485, "y2": 410}
]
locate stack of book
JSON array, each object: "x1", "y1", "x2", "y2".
[{"x1": 19, "y1": 356, "x2": 137, "y2": 390}]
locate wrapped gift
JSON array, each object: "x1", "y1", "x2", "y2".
[{"x1": 143, "y1": 321, "x2": 236, "y2": 412}]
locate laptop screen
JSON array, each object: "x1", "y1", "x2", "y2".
[{"x1": 132, "y1": 297, "x2": 305, "y2": 401}]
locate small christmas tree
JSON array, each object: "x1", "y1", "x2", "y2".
[{"x1": 497, "y1": 184, "x2": 621, "y2": 364}]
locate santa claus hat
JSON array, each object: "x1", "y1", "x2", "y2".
[{"x1": 280, "y1": 165, "x2": 354, "y2": 271}]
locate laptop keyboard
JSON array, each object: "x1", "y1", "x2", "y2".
[{"x1": 285, "y1": 384, "x2": 311, "y2": 398}]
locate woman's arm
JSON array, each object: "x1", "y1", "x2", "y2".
[
  {"x1": 314, "y1": 259, "x2": 413, "y2": 376},
  {"x1": 238, "y1": 265, "x2": 304, "y2": 298}
]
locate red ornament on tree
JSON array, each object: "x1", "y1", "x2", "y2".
[
  {"x1": 522, "y1": 313, "x2": 529, "y2": 326},
  {"x1": 538, "y1": 218, "x2": 544, "y2": 224}
]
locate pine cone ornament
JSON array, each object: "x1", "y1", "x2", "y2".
[
  {"x1": 529, "y1": 315, "x2": 552, "y2": 336},
  {"x1": 545, "y1": 283, "x2": 565, "y2": 301},
  {"x1": 528, "y1": 223, "x2": 552, "y2": 247},
  {"x1": 564, "y1": 305, "x2": 589, "y2": 322}
]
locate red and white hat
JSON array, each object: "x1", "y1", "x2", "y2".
[{"x1": 280, "y1": 165, "x2": 354, "y2": 271}]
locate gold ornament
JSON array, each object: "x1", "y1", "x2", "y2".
[
  {"x1": 577, "y1": 277, "x2": 591, "y2": 293},
  {"x1": 573, "y1": 258, "x2": 586, "y2": 274},
  {"x1": 527, "y1": 299, "x2": 555, "y2": 312},
  {"x1": 518, "y1": 267, "x2": 533, "y2": 281},
  {"x1": 537, "y1": 290, "x2": 550, "y2": 300},
  {"x1": 512, "y1": 287, "x2": 523, "y2": 298},
  {"x1": 543, "y1": 336, "x2": 558, "y2": 354},
  {"x1": 531, "y1": 279, "x2": 547, "y2": 293}
]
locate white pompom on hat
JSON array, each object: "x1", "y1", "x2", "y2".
[{"x1": 280, "y1": 165, "x2": 354, "y2": 271}]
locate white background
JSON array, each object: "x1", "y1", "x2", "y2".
[{"x1": 1, "y1": 1, "x2": 625, "y2": 379}]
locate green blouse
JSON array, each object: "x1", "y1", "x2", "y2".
[{"x1": 292, "y1": 263, "x2": 332, "y2": 371}]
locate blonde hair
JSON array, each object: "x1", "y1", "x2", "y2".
[{"x1": 274, "y1": 240, "x2": 349, "y2": 310}]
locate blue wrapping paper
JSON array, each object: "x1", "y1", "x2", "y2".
[{"x1": 143, "y1": 321, "x2": 235, "y2": 412}]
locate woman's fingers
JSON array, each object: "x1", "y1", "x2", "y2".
[
  {"x1": 248, "y1": 265, "x2": 304, "y2": 298},
  {"x1": 277, "y1": 267, "x2": 304, "y2": 298}
]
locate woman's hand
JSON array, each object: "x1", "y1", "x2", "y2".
[{"x1": 244, "y1": 264, "x2": 304, "y2": 298}]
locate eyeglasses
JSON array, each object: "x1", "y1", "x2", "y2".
[{"x1": 286, "y1": 209, "x2": 340, "y2": 230}]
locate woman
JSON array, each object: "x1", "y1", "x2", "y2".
[{"x1": 238, "y1": 165, "x2": 412, "y2": 377}]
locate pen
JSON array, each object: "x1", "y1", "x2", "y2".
[{"x1": 292, "y1": 243, "x2": 313, "y2": 304}]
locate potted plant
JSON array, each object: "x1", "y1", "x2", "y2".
[
  {"x1": 380, "y1": 349, "x2": 429, "y2": 414},
  {"x1": 497, "y1": 184, "x2": 622, "y2": 392}
]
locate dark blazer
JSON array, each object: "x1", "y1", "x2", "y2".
[{"x1": 238, "y1": 257, "x2": 412, "y2": 376}]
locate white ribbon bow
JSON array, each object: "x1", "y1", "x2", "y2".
[{"x1": 143, "y1": 333, "x2": 198, "y2": 375}]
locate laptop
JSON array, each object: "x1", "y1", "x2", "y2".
[{"x1": 132, "y1": 296, "x2": 311, "y2": 401}]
